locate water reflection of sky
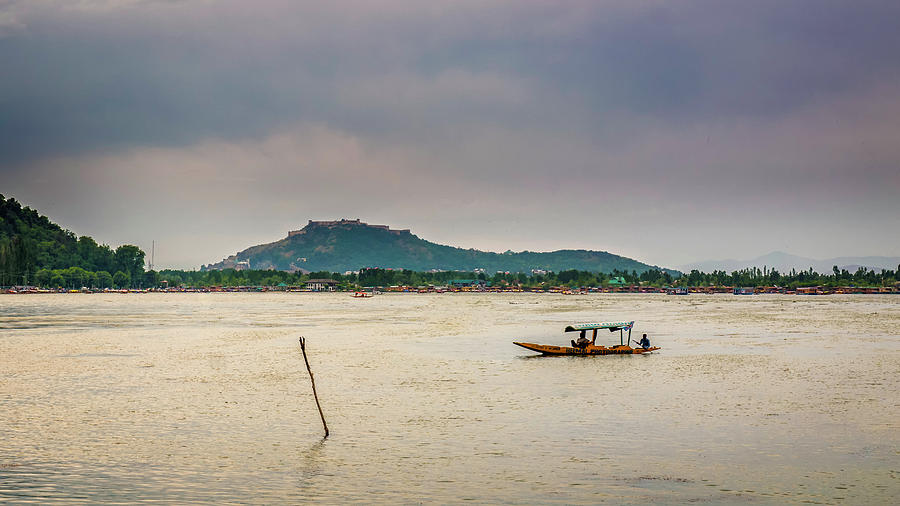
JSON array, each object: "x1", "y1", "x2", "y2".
[{"x1": 1, "y1": 293, "x2": 897, "y2": 503}]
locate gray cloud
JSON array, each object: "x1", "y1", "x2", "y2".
[{"x1": 1, "y1": 0, "x2": 898, "y2": 268}]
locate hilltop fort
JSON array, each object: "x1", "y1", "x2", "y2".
[{"x1": 288, "y1": 219, "x2": 410, "y2": 238}]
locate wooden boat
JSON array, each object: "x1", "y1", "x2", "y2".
[
  {"x1": 351, "y1": 291, "x2": 373, "y2": 298},
  {"x1": 514, "y1": 321, "x2": 660, "y2": 356}
]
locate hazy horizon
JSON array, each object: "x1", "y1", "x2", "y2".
[
  {"x1": 2, "y1": 1, "x2": 898, "y2": 269},
  {"x1": 5, "y1": 195, "x2": 899, "y2": 272}
]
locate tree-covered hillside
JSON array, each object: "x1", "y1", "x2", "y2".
[
  {"x1": 205, "y1": 219, "x2": 671, "y2": 274},
  {"x1": 0, "y1": 194, "x2": 146, "y2": 287}
]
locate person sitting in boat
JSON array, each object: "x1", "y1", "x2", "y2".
[
  {"x1": 637, "y1": 334, "x2": 651, "y2": 349},
  {"x1": 572, "y1": 330, "x2": 591, "y2": 349}
]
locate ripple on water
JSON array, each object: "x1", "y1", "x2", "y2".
[{"x1": 1, "y1": 293, "x2": 898, "y2": 503}]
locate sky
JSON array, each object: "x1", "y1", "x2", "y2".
[{"x1": 1, "y1": 0, "x2": 898, "y2": 270}]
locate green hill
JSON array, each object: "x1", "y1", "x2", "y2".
[
  {"x1": 0, "y1": 194, "x2": 145, "y2": 287},
  {"x1": 204, "y1": 219, "x2": 672, "y2": 274}
]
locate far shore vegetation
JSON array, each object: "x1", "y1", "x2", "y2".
[{"x1": 4, "y1": 265, "x2": 899, "y2": 292}]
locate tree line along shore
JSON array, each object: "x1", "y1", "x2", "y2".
[{"x1": 3, "y1": 266, "x2": 899, "y2": 294}]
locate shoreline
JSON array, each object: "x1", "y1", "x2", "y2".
[{"x1": 4, "y1": 287, "x2": 899, "y2": 295}]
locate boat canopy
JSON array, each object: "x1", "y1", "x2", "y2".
[{"x1": 565, "y1": 321, "x2": 634, "y2": 332}]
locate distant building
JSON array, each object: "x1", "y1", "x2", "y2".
[
  {"x1": 306, "y1": 279, "x2": 337, "y2": 292},
  {"x1": 288, "y1": 219, "x2": 411, "y2": 237}
]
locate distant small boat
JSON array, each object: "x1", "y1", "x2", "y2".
[
  {"x1": 351, "y1": 291, "x2": 373, "y2": 298},
  {"x1": 514, "y1": 321, "x2": 659, "y2": 356}
]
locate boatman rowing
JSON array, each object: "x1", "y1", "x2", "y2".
[{"x1": 636, "y1": 333, "x2": 651, "y2": 350}]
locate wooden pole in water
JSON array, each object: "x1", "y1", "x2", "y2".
[{"x1": 299, "y1": 336, "x2": 329, "y2": 438}]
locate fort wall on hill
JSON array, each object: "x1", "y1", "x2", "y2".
[{"x1": 288, "y1": 219, "x2": 410, "y2": 237}]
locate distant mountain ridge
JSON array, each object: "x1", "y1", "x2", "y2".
[
  {"x1": 204, "y1": 219, "x2": 673, "y2": 274},
  {"x1": 680, "y1": 251, "x2": 900, "y2": 274}
]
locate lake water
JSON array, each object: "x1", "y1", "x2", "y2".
[{"x1": 1, "y1": 293, "x2": 898, "y2": 503}]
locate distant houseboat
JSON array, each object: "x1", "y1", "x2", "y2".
[
  {"x1": 733, "y1": 287, "x2": 755, "y2": 295},
  {"x1": 666, "y1": 287, "x2": 689, "y2": 295}
]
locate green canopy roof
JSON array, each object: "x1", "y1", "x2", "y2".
[{"x1": 565, "y1": 321, "x2": 634, "y2": 332}]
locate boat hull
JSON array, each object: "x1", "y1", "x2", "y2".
[{"x1": 513, "y1": 341, "x2": 660, "y2": 356}]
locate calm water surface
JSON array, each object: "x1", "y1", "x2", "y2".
[{"x1": 1, "y1": 293, "x2": 898, "y2": 503}]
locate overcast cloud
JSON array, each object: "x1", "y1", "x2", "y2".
[{"x1": 1, "y1": 0, "x2": 898, "y2": 269}]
